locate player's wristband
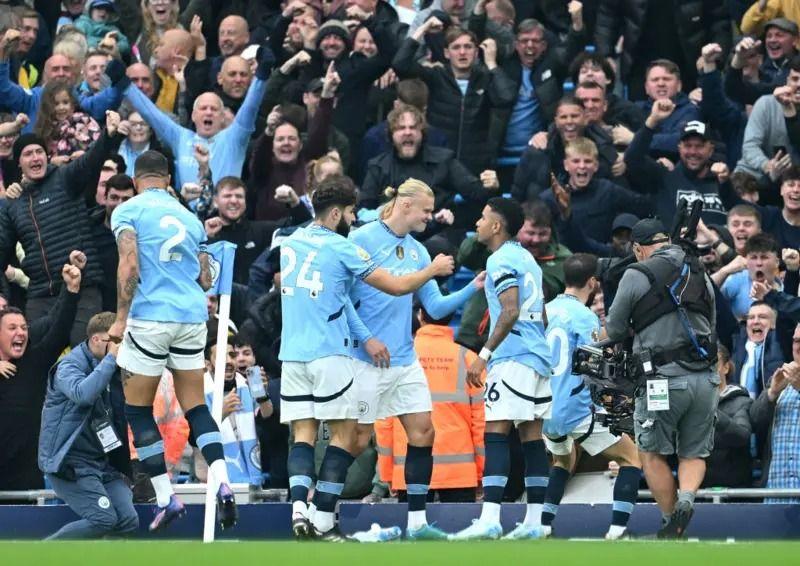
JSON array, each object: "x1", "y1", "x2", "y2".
[{"x1": 479, "y1": 347, "x2": 492, "y2": 362}]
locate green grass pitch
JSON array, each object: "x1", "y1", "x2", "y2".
[{"x1": 3, "y1": 540, "x2": 800, "y2": 565}]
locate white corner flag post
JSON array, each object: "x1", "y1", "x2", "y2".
[{"x1": 202, "y1": 241, "x2": 237, "y2": 543}]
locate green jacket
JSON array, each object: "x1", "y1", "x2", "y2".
[{"x1": 455, "y1": 236, "x2": 571, "y2": 351}]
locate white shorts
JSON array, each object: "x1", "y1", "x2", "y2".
[
  {"x1": 544, "y1": 413, "x2": 621, "y2": 457},
  {"x1": 117, "y1": 319, "x2": 206, "y2": 377},
  {"x1": 353, "y1": 359, "x2": 432, "y2": 424},
  {"x1": 484, "y1": 360, "x2": 552, "y2": 424},
  {"x1": 280, "y1": 355, "x2": 359, "y2": 423}
]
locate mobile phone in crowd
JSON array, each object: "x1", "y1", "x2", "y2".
[{"x1": 245, "y1": 366, "x2": 268, "y2": 403}]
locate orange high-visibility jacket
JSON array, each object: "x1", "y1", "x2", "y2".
[{"x1": 375, "y1": 324, "x2": 485, "y2": 490}]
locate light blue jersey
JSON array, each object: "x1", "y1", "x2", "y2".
[
  {"x1": 485, "y1": 240, "x2": 550, "y2": 376},
  {"x1": 544, "y1": 294, "x2": 601, "y2": 436},
  {"x1": 349, "y1": 221, "x2": 476, "y2": 366},
  {"x1": 110, "y1": 189, "x2": 208, "y2": 323},
  {"x1": 279, "y1": 224, "x2": 377, "y2": 362}
]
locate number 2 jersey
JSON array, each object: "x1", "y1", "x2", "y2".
[
  {"x1": 279, "y1": 224, "x2": 377, "y2": 363},
  {"x1": 485, "y1": 240, "x2": 550, "y2": 377},
  {"x1": 110, "y1": 189, "x2": 208, "y2": 323},
  {"x1": 544, "y1": 294, "x2": 601, "y2": 436}
]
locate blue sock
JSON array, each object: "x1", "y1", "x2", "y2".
[
  {"x1": 125, "y1": 404, "x2": 167, "y2": 478},
  {"x1": 405, "y1": 444, "x2": 432, "y2": 512},
  {"x1": 288, "y1": 442, "x2": 315, "y2": 505},
  {"x1": 185, "y1": 405, "x2": 224, "y2": 465},
  {"x1": 542, "y1": 466, "x2": 570, "y2": 526},
  {"x1": 312, "y1": 445, "x2": 354, "y2": 513},
  {"x1": 482, "y1": 432, "x2": 509, "y2": 504},
  {"x1": 522, "y1": 440, "x2": 549, "y2": 504},
  {"x1": 612, "y1": 466, "x2": 641, "y2": 527}
]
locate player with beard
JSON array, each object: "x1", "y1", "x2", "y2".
[{"x1": 279, "y1": 174, "x2": 454, "y2": 541}]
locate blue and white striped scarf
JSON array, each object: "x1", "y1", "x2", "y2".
[{"x1": 204, "y1": 372, "x2": 262, "y2": 486}]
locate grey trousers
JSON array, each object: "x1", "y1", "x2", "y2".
[{"x1": 46, "y1": 470, "x2": 139, "y2": 539}]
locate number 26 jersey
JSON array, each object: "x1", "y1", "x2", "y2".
[
  {"x1": 485, "y1": 240, "x2": 551, "y2": 377},
  {"x1": 111, "y1": 189, "x2": 208, "y2": 324}
]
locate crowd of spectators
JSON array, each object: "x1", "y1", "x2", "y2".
[{"x1": 0, "y1": 0, "x2": 799, "y2": 506}]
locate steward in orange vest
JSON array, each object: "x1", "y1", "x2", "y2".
[{"x1": 376, "y1": 308, "x2": 485, "y2": 501}]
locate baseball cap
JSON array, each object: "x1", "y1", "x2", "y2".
[
  {"x1": 134, "y1": 150, "x2": 169, "y2": 178},
  {"x1": 611, "y1": 213, "x2": 639, "y2": 233},
  {"x1": 631, "y1": 218, "x2": 668, "y2": 245},
  {"x1": 765, "y1": 17, "x2": 799, "y2": 36},
  {"x1": 680, "y1": 120, "x2": 710, "y2": 142}
]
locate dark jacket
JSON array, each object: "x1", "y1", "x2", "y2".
[
  {"x1": 511, "y1": 124, "x2": 619, "y2": 200},
  {"x1": 38, "y1": 342, "x2": 127, "y2": 475},
  {"x1": 724, "y1": 55, "x2": 794, "y2": 107},
  {"x1": 732, "y1": 328, "x2": 785, "y2": 399},
  {"x1": 238, "y1": 290, "x2": 283, "y2": 379},
  {"x1": 392, "y1": 36, "x2": 517, "y2": 174},
  {"x1": 360, "y1": 145, "x2": 490, "y2": 230},
  {"x1": 207, "y1": 204, "x2": 311, "y2": 285},
  {"x1": 0, "y1": 286, "x2": 79, "y2": 489},
  {"x1": 0, "y1": 131, "x2": 121, "y2": 297},
  {"x1": 469, "y1": 11, "x2": 587, "y2": 129},
  {"x1": 624, "y1": 124, "x2": 729, "y2": 226},
  {"x1": 699, "y1": 69, "x2": 747, "y2": 168},
  {"x1": 750, "y1": 386, "x2": 787, "y2": 487},
  {"x1": 703, "y1": 384, "x2": 754, "y2": 488},
  {"x1": 605, "y1": 93, "x2": 646, "y2": 131},
  {"x1": 594, "y1": 0, "x2": 731, "y2": 81},
  {"x1": 540, "y1": 177, "x2": 652, "y2": 243},
  {"x1": 88, "y1": 208, "x2": 118, "y2": 312},
  {"x1": 634, "y1": 93, "x2": 702, "y2": 158},
  {"x1": 359, "y1": 120, "x2": 450, "y2": 183}
]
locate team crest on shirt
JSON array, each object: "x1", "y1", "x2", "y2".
[
  {"x1": 208, "y1": 253, "x2": 220, "y2": 288},
  {"x1": 396, "y1": 246, "x2": 404, "y2": 259},
  {"x1": 410, "y1": 249, "x2": 418, "y2": 261},
  {"x1": 357, "y1": 246, "x2": 371, "y2": 261},
  {"x1": 358, "y1": 401, "x2": 369, "y2": 416}
]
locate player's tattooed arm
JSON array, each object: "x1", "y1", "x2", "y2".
[
  {"x1": 116, "y1": 229, "x2": 140, "y2": 321},
  {"x1": 198, "y1": 252, "x2": 212, "y2": 291},
  {"x1": 483, "y1": 286, "x2": 520, "y2": 352}
]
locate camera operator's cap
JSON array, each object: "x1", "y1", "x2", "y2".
[
  {"x1": 612, "y1": 213, "x2": 639, "y2": 234},
  {"x1": 765, "y1": 17, "x2": 799, "y2": 36},
  {"x1": 680, "y1": 120, "x2": 710, "y2": 142},
  {"x1": 134, "y1": 150, "x2": 169, "y2": 179},
  {"x1": 305, "y1": 78, "x2": 324, "y2": 94},
  {"x1": 631, "y1": 218, "x2": 668, "y2": 245}
]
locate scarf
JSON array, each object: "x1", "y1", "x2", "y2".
[
  {"x1": 155, "y1": 68, "x2": 179, "y2": 114},
  {"x1": 741, "y1": 340, "x2": 763, "y2": 399},
  {"x1": 203, "y1": 371, "x2": 261, "y2": 486}
]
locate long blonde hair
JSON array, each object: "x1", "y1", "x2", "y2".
[
  {"x1": 141, "y1": 0, "x2": 180, "y2": 59},
  {"x1": 381, "y1": 178, "x2": 434, "y2": 219}
]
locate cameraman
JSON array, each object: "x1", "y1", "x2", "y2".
[{"x1": 606, "y1": 219, "x2": 719, "y2": 539}]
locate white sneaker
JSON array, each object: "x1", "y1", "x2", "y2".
[
  {"x1": 502, "y1": 523, "x2": 548, "y2": 540},
  {"x1": 448, "y1": 519, "x2": 503, "y2": 541},
  {"x1": 350, "y1": 523, "x2": 402, "y2": 543},
  {"x1": 605, "y1": 527, "x2": 628, "y2": 540}
]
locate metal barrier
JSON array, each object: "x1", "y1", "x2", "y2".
[{"x1": 1, "y1": 486, "x2": 798, "y2": 505}]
